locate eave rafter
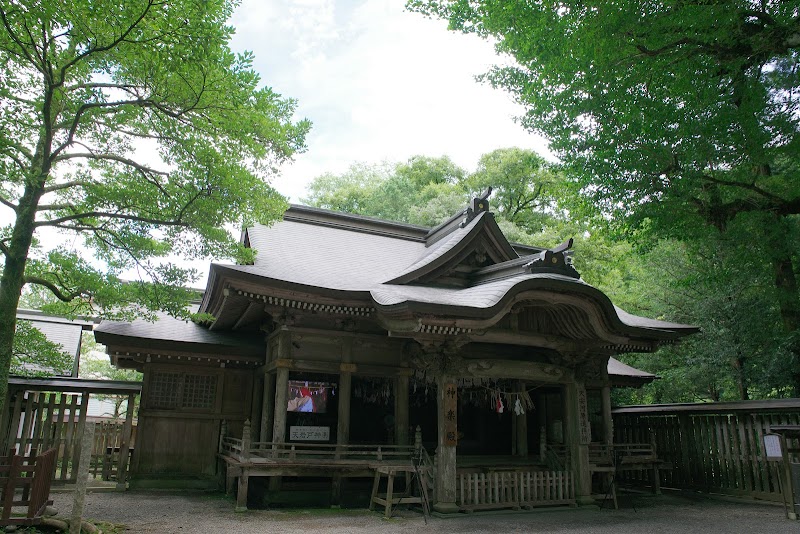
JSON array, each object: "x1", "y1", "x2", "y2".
[
  {"x1": 109, "y1": 349, "x2": 262, "y2": 369},
  {"x1": 252, "y1": 291, "x2": 374, "y2": 317}
]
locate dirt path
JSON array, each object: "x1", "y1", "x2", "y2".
[{"x1": 49, "y1": 490, "x2": 799, "y2": 534}]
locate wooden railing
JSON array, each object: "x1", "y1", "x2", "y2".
[
  {"x1": 457, "y1": 470, "x2": 574, "y2": 511},
  {"x1": 220, "y1": 436, "x2": 415, "y2": 464},
  {"x1": 0, "y1": 448, "x2": 57, "y2": 527}
]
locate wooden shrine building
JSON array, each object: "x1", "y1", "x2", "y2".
[{"x1": 94, "y1": 194, "x2": 696, "y2": 513}]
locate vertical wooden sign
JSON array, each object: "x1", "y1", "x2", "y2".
[{"x1": 443, "y1": 382, "x2": 458, "y2": 446}]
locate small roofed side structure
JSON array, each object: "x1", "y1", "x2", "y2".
[
  {"x1": 16, "y1": 309, "x2": 95, "y2": 377},
  {"x1": 607, "y1": 357, "x2": 657, "y2": 388}
]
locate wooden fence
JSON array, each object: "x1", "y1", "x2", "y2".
[
  {"x1": 0, "y1": 386, "x2": 139, "y2": 486},
  {"x1": 1, "y1": 392, "x2": 87, "y2": 482},
  {"x1": 613, "y1": 399, "x2": 800, "y2": 501},
  {"x1": 90, "y1": 421, "x2": 138, "y2": 481},
  {"x1": 457, "y1": 470, "x2": 574, "y2": 511}
]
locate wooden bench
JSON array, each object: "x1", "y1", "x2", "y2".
[
  {"x1": 589, "y1": 442, "x2": 671, "y2": 507},
  {"x1": 615, "y1": 442, "x2": 671, "y2": 494},
  {"x1": 369, "y1": 465, "x2": 421, "y2": 518}
]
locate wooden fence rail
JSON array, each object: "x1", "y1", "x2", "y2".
[
  {"x1": 613, "y1": 399, "x2": 800, "y2": 501},
  {"x1": 457, "y1": 470, "x2": 574, "y2": 512}
]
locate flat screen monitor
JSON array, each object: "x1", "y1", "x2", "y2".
[{"x1": 287, "y1": 380, "x2": 332, "y2": 413}]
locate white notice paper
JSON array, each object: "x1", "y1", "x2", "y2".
[{"x1": 764, "y1": 434, "x2": 783, "y2": 460}]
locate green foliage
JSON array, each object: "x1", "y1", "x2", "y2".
[
  {"x1": 80, "y1": 333, "x2": 141, "y2": 382},
  {"x1": 615, "y1": 227, "x2": 795, "y2": 403},
  {"x1": 0, "y1": 0, "x2": 309, "y2": 308},
  {"x1": 11, "y1": 320, "x2": 74, "y2": 377}
]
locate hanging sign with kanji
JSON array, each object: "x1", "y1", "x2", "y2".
[{"x1": 444, "y1": 382, "x2": 458, "y2": 446}]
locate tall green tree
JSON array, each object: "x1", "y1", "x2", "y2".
[
  {"x1": 410, "y1": 0, "x2": 800, "y2": 390},
  {"x1": 0, "y1": 0, "x2": 310, "y2": 411}
]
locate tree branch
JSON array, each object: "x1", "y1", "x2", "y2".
[
  {"x1": 54, "y1": 0, "x2": 159, "y2": 87},
  {"x1": 23, "y1": 276, "x2": 85, "y2": 302},
  {"x1": 52, "y1": 151, "x2": 168, "y2": 176},
  {"x1": 35, "y1": 210, "x2": 192, "y2": 229},
  {"x1": 699, "y1": 174, "x2": 787, "y2": 205},
  {"x1": 0, "y1": 194, "x2": 18, "y2": 213},
  {"x1": 42, "y1": 180, "x2": 91, "y2": 194},
  {"x1": 0, "y1": 4, "x2": 45, "y2": 75}
]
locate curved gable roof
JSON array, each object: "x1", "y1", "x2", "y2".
[{"x1": 386, "y1": 211, "x2": 518, "y2": 285}]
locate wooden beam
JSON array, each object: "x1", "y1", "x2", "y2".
[{"x1": 232, "y1": 301, "x2": 264, "y2": 331}]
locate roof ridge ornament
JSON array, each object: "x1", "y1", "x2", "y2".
[
  {"x1": 460, "y1": 186, "x2": 493, "y2": 228},
  {"x1": 524, "y1": 238, "x2": 580, "y2": 278}
]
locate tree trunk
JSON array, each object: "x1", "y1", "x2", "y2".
[
  {"x1": 732, "y1": 353, "x2": 749, "y2": 401},
  {"x1": 0, "y1": 134, "x2": 50, "y2": 414}
]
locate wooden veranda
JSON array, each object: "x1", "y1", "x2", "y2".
[{"x1": 218, "y1": 420, "x2": 577, "y2": 514}]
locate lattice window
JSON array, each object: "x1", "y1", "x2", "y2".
[
  {"x1": 149, "y1": 372, "x2": 180, "y2": 409},
  {"x1": 182, "y1": 374, "x2": 217, "y2": 410}
]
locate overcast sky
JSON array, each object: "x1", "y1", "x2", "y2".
[{"x1": 229, "y1": 0, "x2": 549, "y2": 202}]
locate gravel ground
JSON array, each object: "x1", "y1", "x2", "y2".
[{"x1": 48, "y1": 490, "x2": 800, "y2": 534}]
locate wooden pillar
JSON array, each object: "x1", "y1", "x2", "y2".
[
  {"x1": 269, "y1": 363, "x2": 290, "y2": 493},
  {"x1": 601, "y1": 385, "x2": 613, "y2": 445},
  {"x1": 536, "y1": 392, "x2": 547, "y2": 461},
  {"x1": 116, "y1": 393, "x2": 136, "y2": 489},
  {"x1": 394, "y1": 375, "x2": 409, "y2": 446},
  {"x1": 515, "y1": 380, "x2": 528, "y2": 457},
  {"x1": 564, "y1": 381, "x2": 593, "y2": 505},
  {"x1": 433, "y1": 374, "x2": 459, "y2": 514},
  {"x1": 271, "y1": 366, "x2": 290, "y2": 449},
  {"x1": 337, "y1": 370, "x2": 353, "y2": 448},
  {"x1": 236, "y1": 420, "x2": 251, "y2": 512},
  {"x1": 259, "y1": 372, "x2": 276, "y2": 443},
  {"x1": 332, "y1": 347, "x2": 354, "y2": 506},
  {"x1": 249, "y1": 375, "x2": 263, "y2": 444}
]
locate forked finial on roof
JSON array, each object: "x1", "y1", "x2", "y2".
[
  {"x1": 524, "y1": 238, "x2": 580, "y2": 278},
  {"x1": 460, "y1": 186, "x2": 493, "y2": 227}
]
